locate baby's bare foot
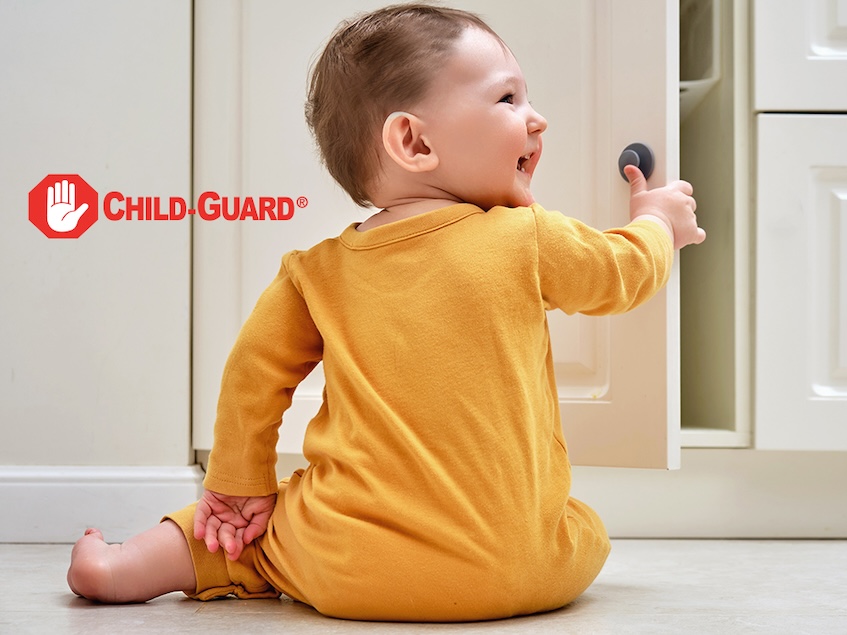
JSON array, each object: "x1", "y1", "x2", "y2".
[
  {"x1": 67, "y1": 528, "x2": 121, "y2": 602},
  {"x1": 67, "y1": 521, "x2": 196, "y2": 603}
]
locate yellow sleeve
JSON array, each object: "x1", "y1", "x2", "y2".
[
  {"x1": 203, "y1": 252, "x2": 323, "y2": 497},
  {"x1": 532, "y1": 205, "x2": 673, "y2": 316}
]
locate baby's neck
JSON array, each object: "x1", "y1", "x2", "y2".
[{"x1": 357, "y1": 198, "x2": 461, "y2": 232}]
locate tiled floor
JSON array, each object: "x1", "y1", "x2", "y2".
[{"x1": 1, "y1": 540, "x2": 845, "y2": 634}]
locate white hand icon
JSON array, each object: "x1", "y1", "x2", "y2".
[{"x1": 46, "y1": 179, "x2": 89, "y2": 233}]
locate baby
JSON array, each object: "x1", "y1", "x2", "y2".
[{"x1": 67, "y1": 3, "x2": 704, "y2": 622}]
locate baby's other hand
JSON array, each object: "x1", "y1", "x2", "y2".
[
  {"x1": 193, "y1": 489, "x2": 276, "y2": 561},
  {"x1": 624, "y1": 165, "x2": 706, "y2": 250}
]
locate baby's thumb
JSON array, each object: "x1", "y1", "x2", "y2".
[{"x1": 624, "y1": 165, "x2": 647, "y2": 196}]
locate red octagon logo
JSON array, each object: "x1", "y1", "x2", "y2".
[{"x1": 29, "y1": 174, "x2": 99, "y2": 239}]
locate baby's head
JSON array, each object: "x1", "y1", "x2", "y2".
[{"x1": 307, "y1": 4, "x2": 543, "y2": 209}]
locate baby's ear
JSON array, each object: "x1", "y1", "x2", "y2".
[{"x1": 381, "y1": 111, "x2": 439, "y2": 173}]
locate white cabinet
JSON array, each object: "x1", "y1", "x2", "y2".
[
  {"x1": 574, "y1": 0, "x2": 845, "y2": 537},
  {"x1": 193, "y1": 0, "x2": 684, "y2": 469},
  {"x1": 681, "y1": 0, "x2": 847, "y2": 453},
  {"x1": 755, "y1": 115, "x2": 847, "y2": 450},
  {"x1": 753, "y1": 0, "x2": 847, "y2": 450}
]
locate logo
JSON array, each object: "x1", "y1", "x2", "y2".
[
  {"x1": 29, "y1": 173, "x2": 308, "y2": 239},
  {"x1": 29, "y1": 174, "x2": 99, "y2": 239}
]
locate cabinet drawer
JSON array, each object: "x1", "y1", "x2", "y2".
[
  {"x1": 754, "y1": 0, "x2": 847, "y2": 112},
  {"x1": 756, "y1": 114, "x2": 847, "y2": 450}
]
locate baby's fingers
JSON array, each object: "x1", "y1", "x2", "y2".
[
  {"x1": 669, "y1": 179, "x2": 694, "y2": 196},
  {"x1": 202, "y1": 516, "x2": 222, "y2": 553},
  {"x1": 193, "y1": 499, "x2": 214, "y2": 541},
  {"x1": 217, "y1": 523, "x2": 244, "y2": 561},
  {"x1": 242, "y1": 509, "x2": 273, "y2": 546},
  {"x1": 193, "y1": 510, "x2": 207, "y2": 541},
  {"x1": 675, "y1": 215, "x2": 707, "y2": 249}
]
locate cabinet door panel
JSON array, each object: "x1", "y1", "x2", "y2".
[
  {"x1": 754, "y1": 0, "x2": 847, "y2": 111},
  {"x1": 756, "y1": 115, "x2": 847, "y2": 450},
  {"x1": 194, "y1": 0, "x2": 681, "y2": 468}
]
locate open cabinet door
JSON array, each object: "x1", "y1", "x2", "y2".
[{"x1": 193, "y1": 0, "x2": 681, "y2": 469}]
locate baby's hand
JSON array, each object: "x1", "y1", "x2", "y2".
[
  {"x1": 193, "y1": 489, "x2": 277, "y2": 561},
  {"x1": 624, "y1": 164, "x2": 706, "y2": 250}
]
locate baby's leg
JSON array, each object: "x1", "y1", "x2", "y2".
[{"x1": 67, "y1": 521, "x2": 196, "y2": 603}]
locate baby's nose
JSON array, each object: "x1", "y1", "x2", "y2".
[{"x1": 529, "y1": 109, "x2": 547, "y2": 134}]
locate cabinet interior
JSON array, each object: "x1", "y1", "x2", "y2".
[{"x1": 679, "y1": 0, "x2": 751, "y2": 448}]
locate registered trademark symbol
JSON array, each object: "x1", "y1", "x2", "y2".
[{"x1": 296, "y1": 196, "x2": 309, "y2": 208}]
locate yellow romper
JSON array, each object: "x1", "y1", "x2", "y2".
[{"x1": 166, "y1": 203, "x2": 672, "y2": 622}]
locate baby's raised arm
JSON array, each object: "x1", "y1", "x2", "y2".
[{"x1": 623, "y1": 164, "x2": 706, "y2": 250}]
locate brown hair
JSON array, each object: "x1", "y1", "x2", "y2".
[{"x1": 305, "y1": 3, "x2": 500, "y2": 207}]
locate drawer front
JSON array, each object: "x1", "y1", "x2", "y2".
[
  {"x1": 756, "y1": 114, "x2": 847, "y2": 450},
  {"x1": 754, "y1": 0, "x2": 847, "y2": 112}
]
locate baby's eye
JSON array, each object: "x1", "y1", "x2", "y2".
[{"x1": 499, "y1": 94, "x2": 514, "y2": 104}]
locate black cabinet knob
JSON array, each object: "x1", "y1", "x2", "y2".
[{"x1": 618, "y1": 143, "x2": 654, "y2": 181}]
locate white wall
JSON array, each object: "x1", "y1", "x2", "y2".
[{"x1": 0, "y1": 0, "x2": 199, "y2": 541}]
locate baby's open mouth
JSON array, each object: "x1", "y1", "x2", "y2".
[{"x1": 517, "y1": 153, "x2": 532, "y2": 172}]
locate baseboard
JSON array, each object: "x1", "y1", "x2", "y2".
[
  {"x1": 571, "y1": 449, "x2": 847, "y2": 538},
  {"x1": 268, "y1": 450, "x2": 847, "y2": 539},
  {"x1": 0, "y1": 465, "x2": 204, "y2": 543},
  {"x1": 17, "y1": 451, "x2": 843, "y2": 543}
]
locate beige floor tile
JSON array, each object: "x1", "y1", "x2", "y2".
[{"x1": 2, "y1": 540, "x2": 845, "y2": 634}]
